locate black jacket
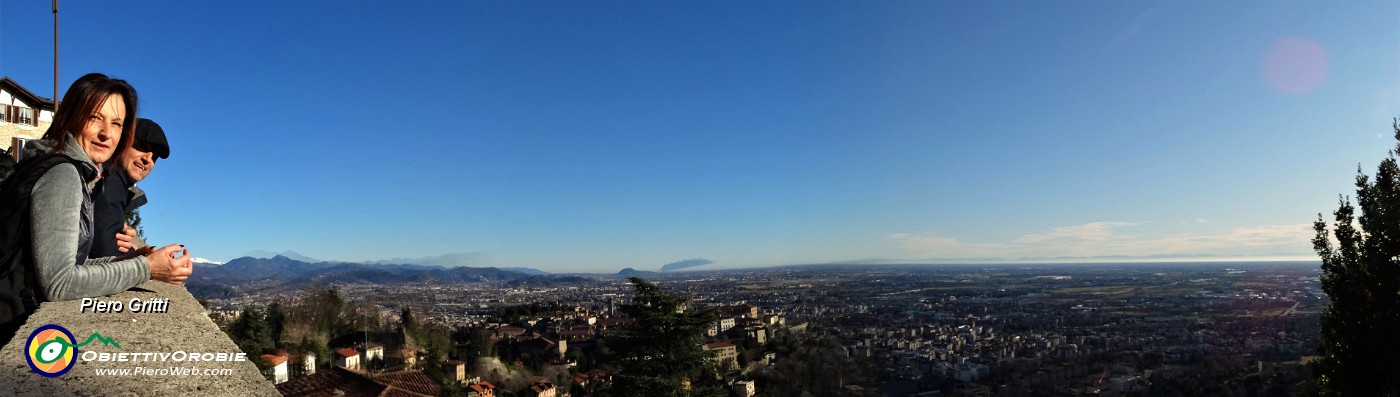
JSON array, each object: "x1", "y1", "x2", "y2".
[{"x1": 90, "y1": 167, "x2": 147, "y2": 258}]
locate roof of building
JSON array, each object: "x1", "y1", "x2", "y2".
[
  {"x1": 337, "y1": 348, "x2": 361, "y2": 358},
  {"x1": 262, "y1": 354, "x2": 290, "y2": 367},
  {"x1": 0, "y1": 77, "x2": 56, "y2": 109},
  {"x1": 277, "y1": 367, "x2": 389, "y2": 397},
  {"x1": 704, "y1": 341, "x2": 736, "y2": 349},
  {"x1": 368, "y1": 371, "x2": 440, "y2": 396},
  {"x1": 530, "y1": 381, "x2": 556, "y2": 392},
  {"x1": 468, "y1": 381, "x2": 498, "y2": 394}
]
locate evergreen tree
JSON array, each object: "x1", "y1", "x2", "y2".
[
  {"x1": 598, "y1": 277, "x2": 724, "y2": 397},
  {"x1": 402, "y1": 307, "x2": 418, "y2": 335},
  {"x1": 268, "y1": 300, "x2": 287, "y2": 348},
  {"x1": 229, "y1": 306, "x2": 272, "y2": 360},
  {"x1": 1311, "y1": 119, "x2": 1400, "y2": 395}
]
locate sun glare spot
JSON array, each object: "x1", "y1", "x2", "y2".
[{"x1": 1261, "y1": 37, "x2": 1328, "y2": 94}]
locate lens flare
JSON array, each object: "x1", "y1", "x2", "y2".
[{"x1": 1262, "y1": 37, "x2": 1328, "y2": 94}]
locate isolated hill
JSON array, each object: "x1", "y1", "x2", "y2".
[{"x1": 617, "y1": 267, "x2": 658, "y2": 277}]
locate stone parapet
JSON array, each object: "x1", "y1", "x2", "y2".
[{"x1": 0, "y1": 281, "x2": 279, "y2": 396}]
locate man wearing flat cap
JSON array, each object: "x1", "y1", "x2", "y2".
[{"x1": 91, "y1": 118, "x2": 170, "y2": 258}]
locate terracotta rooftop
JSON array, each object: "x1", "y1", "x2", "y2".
[
  {"x1": 277, "y1": 367, "x2": 439, "y2": 397},
  {"x1": 337, "y1": 347, "x2": 361, "y2": 358},
  {"x1": 368, "y1": 370, "x2": 440, "y2": 396},
  {"x1": 277, "y1": 367, "x2": 387, "y2": 397},
  {"x1": 262, "y1": 354, "x2": 290, "y2": 367}
]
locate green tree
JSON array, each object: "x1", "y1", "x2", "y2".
[
  {"x1": 299, "y1": 336, "x2": 329, "y2": 372},
  {"x1": 402, "y1": 307, "x2": 418, "y2": 335},
  {"x1": 1311, "y1": 119, "x2": 1400, "y2": 396},
  {"x1": 229, "y1": 306, "x2": 272, "y2": 362},
  {"x1": 267, "y1": 300, "x2": 286, "y2": 348},
  {"x1": 452, "y1": 327, "x2": 497, "y2": 362},
  {"x1": 598, "y1": 277, "x2": 724, "y2": 397}
]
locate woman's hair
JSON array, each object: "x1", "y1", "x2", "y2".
[{"x1": 41, "y1": 73, "x2": 139, "y2": 158}]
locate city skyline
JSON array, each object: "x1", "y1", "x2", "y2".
[{"x1": 1, "y1": 1, "x2": 1396, "y2": 272}]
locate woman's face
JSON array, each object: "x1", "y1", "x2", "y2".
[{"x1": 74, "y1": 93, "x2": 126, "y2": 164}]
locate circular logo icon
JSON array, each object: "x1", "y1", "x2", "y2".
[{"x1": 26, "y1": 324, "x2": 77, "y2": 378}]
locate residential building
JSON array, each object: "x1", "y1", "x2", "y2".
[
  {"x1": 704, "y1": 341, "x2": 740, "y2": 372},
  {"x1": 262, "y1": 353, "x2": 290, "y2": 384},
  {"x1": 733, "y1": 380, "x2": 756, "y2": 397},
  {"x1": 467, "y1": 378, "x2": 497, "y2": 397},
  {"x1": 301, "y1": 353, "x2": 316, "y2": 376},
  {"x1": 444, "y1": 360, "x2": 468, "y2": 383},
  {"x1": 335, "y1": 347, "x2": 361, "y2": 370},
  {"x1": 527, "y1": 380, "x2": 556, "y2": 397},
  {"x1": 0, "y1": 77, "x2": 55, "y2": 151},
  {"x1": 717, "y1": 317, "x2": 737, "y2": 334}
]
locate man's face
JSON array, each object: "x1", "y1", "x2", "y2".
[{"x1": 120, "y1": 141, "x2": 156, "y2": 182}]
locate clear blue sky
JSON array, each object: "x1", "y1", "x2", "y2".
[{"x1": 2, "y1": 1, "x2": 1396, "y2": 272}]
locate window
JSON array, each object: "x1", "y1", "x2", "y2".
[{"x1": 1, "y1": 104, "x2": 38, "y2": 127}]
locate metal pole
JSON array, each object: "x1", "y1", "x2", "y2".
[{"x1": 53, "y1": 0, "x2": 59, "y2": 112}]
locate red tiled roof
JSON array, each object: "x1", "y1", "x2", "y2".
[
  {"x1": 337, "y1": 348, "x2": 361, "y2": 358},
  {"x1": 262, "y1": 354, "x2": 289, "y2": 367},
  {"x1": 378, "y1": 386, "x2": 434, "y2": 397},
  {"x1": 278, "y1": 367, "x2": 440, "y2": 397},
  {"x1": 369, "y1": 370, "x2": 440, "y2": 396},
  {"x1": 277, "y1": 367, "x2": 387, "y2": 397}
]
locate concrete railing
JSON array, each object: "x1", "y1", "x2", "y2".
[{"x1": 0, "y1": 281, "x2": 279, "y2": 396}]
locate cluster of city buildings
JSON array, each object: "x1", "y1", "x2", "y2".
[{"x1": 206, "y1": 262, "x2": 1322, "y2": 396}]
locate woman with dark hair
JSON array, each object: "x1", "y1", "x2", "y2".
[{"x1": 28, "y1": 73, "x2": 192, "y2": 301}]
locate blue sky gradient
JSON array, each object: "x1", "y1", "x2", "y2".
[{"x1": 2, "y1": 1, "x2": 1396, "y2": 272}]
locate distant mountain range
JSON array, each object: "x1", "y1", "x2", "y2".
[
  {"x1": 239, "y1": 250, "x2": 322, "y2": 263},
  {"x1": 186, "y1": 255, "x2": 576, "y2": 299},
  {"x1": 233, "y1": 250, "x2": 550, "y2": 274}
]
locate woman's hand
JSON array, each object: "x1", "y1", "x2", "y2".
[{"x1": 146, "y1": 244, "x2": 193, "y2": 284}]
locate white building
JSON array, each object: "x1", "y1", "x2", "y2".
[
  {"x1": 262, "y1": 354, "x2": 289, "y2": 384},
  {"x1": 335, "y1": 347, "x2": 361, "y2": 370},
  {"x1": 302, "y1": 353, "x2": 316, "y2": 375},
  {"x1": 0, "y1": 77, "x2": 56, "y2": 151}
]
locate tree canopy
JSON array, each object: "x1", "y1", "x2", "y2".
[
  {"x1": 1311, "y1": 119, "x2": 1400, "y2": 395},
  {"x1": 599, "y1": 277, "x2": 725, "y2": 397}
]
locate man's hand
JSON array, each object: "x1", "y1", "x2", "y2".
[
  {"x1": 146, "y1": 244, "x2": 193, "y2": 284},
  {"x1": 116, "y1": 224, "x2": 138, "y2": 253}
]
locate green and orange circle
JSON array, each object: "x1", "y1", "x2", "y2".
[{"x1": 25, "y1": 324, "x2": 77, "y2": 377}]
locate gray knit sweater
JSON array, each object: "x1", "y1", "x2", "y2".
[{"x1": 30, "y1": 138, "x2": 150, "y2": 301}]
